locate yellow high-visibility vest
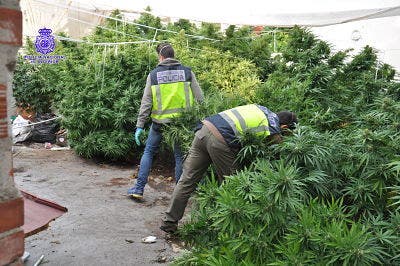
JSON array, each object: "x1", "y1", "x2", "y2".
[
  {"x1": 219, "y1": 104, "x2": 270, "y2": 137},
  {"x1": 151, "y1": 81, "x2": 194, "y2": 123}
]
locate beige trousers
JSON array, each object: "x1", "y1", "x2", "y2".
[{"x1": 163, "y1": 125, "x2": 239, "y2": 224}]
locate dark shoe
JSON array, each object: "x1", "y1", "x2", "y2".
[
  {"x1": 160, "y1": 221, "x2": 178, "y2": 233},
  {"x1": 127, "y1": 186, "x2": 143, "y2": 199}
]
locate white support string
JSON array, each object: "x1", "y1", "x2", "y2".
[
  {"x1": 187, "y1": 46, "x2": 236, "y2": 59},
  {"x1": 12, "y1": 116, "x2": 61, "y2": 129},
  {"x1": 123, "y1": 20, "x2": 126, "y2": 37},
  {"x1": 152, "y1": 29, "x2": 159, "y2": 42},
  {"x1": 66, "y1": 16, "x2": 148, "y2": 41},
  {"x1": 54, "y1": 35, "x2": 86, "y2": 43},
  {"x1": 26, "y1": 30, "x2": 277, "y2": 61},
  {"x1": 101, "y1": 46, "x2": 106, "y2": 89},
  {"x1": 48, "y1": 34, "x2": 239, "y2": 60},
  {"x1": 54, "y1": 35, "x2": 157, "y2": 46},
  {"x1": 91, "y1": 40, "x2": 155, "y2": 46},
  {"x1": 37, "y1": 1, "x2": 286, "y2": 46},
  {"x1": 91, "y1": 44, "x2": 97, "y2": 80},
  {"x1": 148, "y1": 42, "x2": 152, "y2": 73},
  {"x1": 33, "y1": 0, "x2": 221, "y2": 42}
]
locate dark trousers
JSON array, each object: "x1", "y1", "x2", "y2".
[{"x1": 163, "y1": 125, "x2": 239, "y2": 224}]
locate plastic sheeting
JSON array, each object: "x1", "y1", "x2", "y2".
[
  {"x1": 21, "y1": 0, "x2": 400, "y2": 71},
  {"x1": 24, "y1": 0, "x2": 400, "y2": 31},
  {"x1": 54, "y1": 0, "x2": 400, "y2": 26},
  {"x1": 12, "y1": 115, "x2": 32, "y2": 144}
]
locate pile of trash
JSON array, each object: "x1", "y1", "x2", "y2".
[{"x1": 12, "y1": 113, "x2": 66, "y2": 147}]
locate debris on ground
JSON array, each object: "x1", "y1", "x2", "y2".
[
  {"x1": 12, "y1": 115, "x2": 32, "y2": 144},
  {"x1": 141, "y1": 236, "x2": 157, "y2": 244},
  {"x1": 22, "y1": 251, "x2": 30, "y2": 262},
  {"x1": 44, "y1": 142, "x2": 52, "y2": 149},
  {"x1": 171, "y1": 242, "x2": 185, "y2": 253},
  {"x1": 156, "y1": 256, "x2": 167, "y2": 263},
  {"x1": 165, "y1": 235, "x2": 187, "y2": 254},
  {"x1": 50, "y1": 146, "x2": 71, "y2": 151},
  {"x1": 30, "y1": 114, "x2": 59, "y2": 143},
  {"x1": 33, "y1": 254, "x2": 44, "y2": 266},
  {"x1": 55, "y1": 129, "x2": 68, "y2": 147}
]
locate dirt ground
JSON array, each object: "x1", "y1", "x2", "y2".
[{"x1": 13, "y1": 144, "x2": 187, "y2": 266}]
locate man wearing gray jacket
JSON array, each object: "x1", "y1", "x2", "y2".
[{"x1": 128, "y1": 43, "x2": 204, "y2": 199}]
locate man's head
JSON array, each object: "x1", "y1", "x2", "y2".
[
  {"x1": 156, "y1": 43, "x2": 174, "y2": 61},
  {"x1": 277, "y1": 111, "x2": 298, "y2": 131}
]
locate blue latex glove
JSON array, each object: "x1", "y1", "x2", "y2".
[{"x1": 134, "y1": 128, "x2": 144, "y2": 146}]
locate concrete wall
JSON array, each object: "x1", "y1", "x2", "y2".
[{"x1": 0, "y1": 0, "x2": 24, "y2": 265}]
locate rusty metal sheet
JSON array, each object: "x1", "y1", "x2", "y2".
[{"x1": 20, "y1": 190, "x2": 67, "y2": 237}]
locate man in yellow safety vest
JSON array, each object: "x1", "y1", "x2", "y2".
[
  {"x1": 160, "y1": 104, "x2": 297, "y2": 233},
  {"x1": 128, "y1": 43, "x2": 204, "y2": 199}
]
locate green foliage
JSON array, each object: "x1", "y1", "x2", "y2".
[
  {"x1": 177, "y1": 45, "x2": 261, "y2": 101},
  {"x1": 14, "y1": 9, "x2": 266, "y2": 159},
  {"x1": 13, "y1": 56, "x2": 51, "y2": 113},
  {"x1": 175, "y1": 26, "x2": 400, "y2": 265},
  {"x1": 13, "y1": 9, "x2": 400, "y2": 263},
  {"x1": 197, "y1": 22, "x2": 223, "y2": 41},
  {"x1": 59, "y1": 44, "x2": 151, "y2": 159},
  {"x1": 221, "y1": 26, "x2": 288, "y2": 80}
]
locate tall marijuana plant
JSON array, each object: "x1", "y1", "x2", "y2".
[{"x1": 174, "y1": 27, "x2": 400, "y2": 265}]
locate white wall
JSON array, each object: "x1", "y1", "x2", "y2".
[{"x1": 311, "y1": 16, "x2": 400, "y2": 72}]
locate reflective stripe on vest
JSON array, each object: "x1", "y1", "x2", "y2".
[
  {"x1": 220, "y1": 104, "x2": 270, "y2": 137},
  {"x1": 151, "y1": 81, "x2": 194, "y2": 123}
]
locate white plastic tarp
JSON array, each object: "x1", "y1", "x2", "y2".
[
  {"x1": 62, "y1": 0, "x2": 400, "y2": 26},
  {"x1": 21, "y1": 0, "x2": 400, "y2": 71}
]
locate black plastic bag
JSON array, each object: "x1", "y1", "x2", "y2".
[{"x1": 31, "y1": 114, "x2": 60, "y2": 143}]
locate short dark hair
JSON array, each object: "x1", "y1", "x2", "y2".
[
  {"x1": 156, "y1": 43, "x2": 174, "y2": 58},
  {"x1": 277, "y1": 111, "x2": 298, "y2": 130}
]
